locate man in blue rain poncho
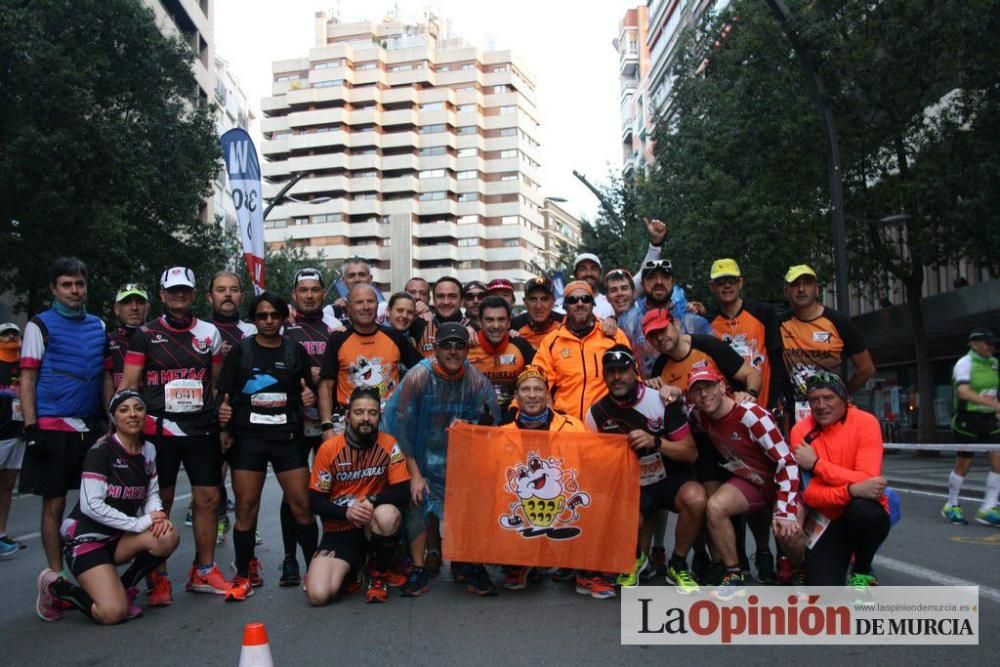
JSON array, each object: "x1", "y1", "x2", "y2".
[{"x1": 382, "y1": 322, "x2": 500, "y2": 597}]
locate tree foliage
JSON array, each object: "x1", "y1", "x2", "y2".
[{"x1": 0, "y1": 0, "x2": 226, "y2": 317}]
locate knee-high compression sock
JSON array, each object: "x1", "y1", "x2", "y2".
[
  {"x1": 948, "y1": 472, "x2": 965, "y2": 507},
  {"x1": 51, "y1": 578, "x2": 94, "y2": 618},
  {"x1": 294, "y1": 521, "x2": 318, "y2": 566},
  {"x1": 120, "y1": 551, "x2": 165, "y2": 589},
  {"x1": 981, "y1": 472, "x2": 1000, "y2": 512},
  {"x1": 369, "y1": 532, "x2": 399, "y2": 572},
  {"x1": 280, "y1": 500, "x2": 296, "y2": 559},
  {"x1": 234, "y1": 529, "x2": 254, "y2": 578}
]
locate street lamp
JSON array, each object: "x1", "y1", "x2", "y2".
[{"x1": 262, "y1": 172, "x2": 306, "y2": 220}]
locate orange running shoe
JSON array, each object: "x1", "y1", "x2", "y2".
[
  {"x1": 186, "y1": 564, "x2": 231, "y2": 595},
  {"x1": 366, "y1": 571, "x2": 389, "y2": 603},
  {"x1": 147, "y1": 571, "x2": 173, "y2": 607},
  {"x1": 225, "y1": 576, "x2": 254, "y2": 602},
  {"x1": 248, "y1": 558, "x2": 264, "y2": 588}
]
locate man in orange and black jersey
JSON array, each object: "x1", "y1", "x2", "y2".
[
  {"x1": 279, "y1": 267, "x2": 343, "y2": 586},
  {"x1": 414, "y1": 277, "x2": 471, "y2": 358},
  {"x1": 703, "y1": 259, "x2": 780, "y2": 409},
  {"x1": 318, "y1": 285, "x2": 422, "y2": 437},
  {"x1": 467, "y1": 296, "x2": 535, "y2": 416},
  {"x1": 511, "y1": 276, "x2": 564, "y2": 349},
  {"x1": 306, "y1": 387, "x2": 410, "y2": 605},
  {"x1": 778, "y1": 265, "x2": 874, "y2": 425},
  {"x1": 108, "y1": 284, "x2": 151, "y2": 391}
]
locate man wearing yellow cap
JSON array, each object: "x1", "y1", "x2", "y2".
[
  {"x1": 705, "y1": 259, "x2": 778, "y2": 410},
  {"x1": 778, "y1": 265, "x2": 874, "y2": 426}
]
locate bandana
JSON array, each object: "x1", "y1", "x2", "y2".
[
  {"x1": 805, "y1": 371, "x2": 848, "y2": 402},
  {"x1": 0, "y1": 340, "x2": 19, "y2": 363},
  {"x1": 516, "y1": 365, "x2": 548, "y2": 388},
  {"x1": 53, "y1": 301, "x2": 87, "y2": 320},
  {"x1": 108, "y1": 389, "x2": 146, "y2": 415},
  {"x1": 563, "y1": 280, "x2": 594, "y2": 297}
]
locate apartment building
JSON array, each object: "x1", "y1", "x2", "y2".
[
  {"x1": 261, "y1": 12, "x2": 556, "y2": 293},
  {"x1": 212, "y1": 55, "x2": 252, "y2": 235},
  {"x1": 613, "y1": 5, "x2": 652, "y2": 177}
]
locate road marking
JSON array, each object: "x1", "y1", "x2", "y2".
[
  {"x1": 891, "y1": 487, "x2": 979, "y2": 502},
  {"x1": 873, "y1": 554, "x2": 1000, "y2": 604},
  {"x1": 12, "y1": 492, "x2": 194, "y2": 542}
]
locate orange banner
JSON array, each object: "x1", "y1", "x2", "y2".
[{"x1": 442, "y1": 423, "x2": 640, "y2": 573}]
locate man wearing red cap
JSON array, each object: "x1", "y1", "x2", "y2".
[
  {"x1": 682, "y1": 367, "x2": 803, "y2": 599},
  {"x1": 533, "y1": 281, "x2": 632, "y2": 420}
]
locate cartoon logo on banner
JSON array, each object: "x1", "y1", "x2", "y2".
[{"x1": 499, "y1": 452, "x2": 590, "y2": 539}]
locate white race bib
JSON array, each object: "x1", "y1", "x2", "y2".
[
  {"x1": 164, "y1": 379, "x2": 204, "y2": 413},
  {"x1": 638, "y1": 452, "x2": 667, "y2": 487},
  {"x1": 11, "y1": 397, "x2": 23, "y2": 422},
  {"x1": 803, "y1": 508, "x2": 832, "y2": 549},
  {"x1": 249, "y1": 392, "x2": 288, "y2": 425}
]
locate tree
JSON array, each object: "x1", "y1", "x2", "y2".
[{"x1": 0, "y1": 0, "x2": 226, "y2": 318}]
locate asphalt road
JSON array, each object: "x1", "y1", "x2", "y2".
[{"x1": 1, "y1": 458, "x2": 998, "y2": 666}]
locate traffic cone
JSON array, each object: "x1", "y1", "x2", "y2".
[{"x1": 238, "y1": 622, "x2": 273, "y2": 667}]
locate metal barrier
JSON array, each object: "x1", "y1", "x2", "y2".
[{"x1": 883, "y1": 443, "x2": 998, "y2": 452}]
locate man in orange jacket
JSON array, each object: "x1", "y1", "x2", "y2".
[{"x1": 533, "y1": 281, "x2": 633, "y2": 421}]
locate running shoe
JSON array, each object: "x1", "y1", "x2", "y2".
[
  {"x1": 975, "y1": 506, "x2": 1000, "y2": 527},
  {"x1": 502, "y1": 566, "x2": 531, "y2": 591},
  {"x1": 0, "y1": 538, "x2": 18, "y2": 559},
  {"x1": 186, "y1": 564, "x2": 231, "y2": 595},
  {"x1": 224, "y1": 576, "x2": 254, "y2": 602},
  {"x1": 366, "y1": 571, "x2": 389, "y2": 603},
  {"x1": 35, "y1": 568, "x2": 63, "y2": 621},
  {"x1": 575, "y1": 574, "x2": 616, "y2": 600},
  {"x1": 702, "y1": 560, "x2": 726, "y2": 586},
  {"x1": 279, "y1": 555, "x2": 300, "y2": 587},
  {"x1": 424, "y1": 549, "x2": 442, "y2": 577},
  {"x1": 850, "y1": 572, "x2": 878, "y2": 591},
  {"x1": 466, "y1": 565, "x2": 498, "y2": 596},
  {"x1": 753, "y1": 551, "x2": 777, "y2": 584},
  {"x1": 184, "y1": 506, "x2": 193, "y2": 527},
  {"x1": 666, "y1": 564, "x2": 700, "y2": 595},
  {"x1": 147, "y1": 571, "x2": 173, "y2": 606},
  {"x1": 617, "y1": 552, "x2": 650, "y2": 587},
  {"x1": 647, "y1": 546, "x2": 667, "y2": 579},
  {"x1": 713, "y1": 571, "x2": 747, "y2": 601},
  {"x1": 0, "y1": 535, "x2": 26, "y2": 550},
  {"x1": 551, "y1": 567, "x2": 576, "y2": 582},
  {"x1": 216, "y1": 515, "x2": 230, "y2": 545},
  {"x1": 254, "y1": 529, "x2": 263, "y2": 545},
  {"x1": 248, "y1": 558, "x2": 263, "y2": 588},
  {"x1": 941, "y1": 503, "x2": 969, "y2": 525},
  {"x1": 400, "y1": 566, "x2": 430, "y2": 597},
  {"x1": 125, "y1": 586, "x2": 143, "y2": 620},
  {"x1": 776, "y1": 555, "x2": 793, "y2": 585},
  {"x1": 386, "y1": 559, "x2": 409, "y2": 587}
]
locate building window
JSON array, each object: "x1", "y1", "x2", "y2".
[
  {"x1": 419, "y1": 169, "x2": 446, "y2": 179},
  {"x1": 457, "y1": 126, "x2": 477, "y2": 135},
  {"x1": 419, "y1": 146, "x2": 447, "y2": 156},
  {"x1": 353, "y1": 170, "x2": 377, "y2": 179},
  {"x1": 389, "y1": 64, "x2": 413, "y2": 72},
  {"x1": 457, "y1": 170, "x2": 477, "y2": 180},
  {"x1": 458, "y1": 148, "x2": 477, "y2": 157},
  {"x1": 314, "y1": 59, "x2": 344, "y2": 69},
  {"x1": 500, "y1": 149, "x2": 517, "y2": 159},
  {"x1": 355, "y1": 62, "x2": 377, "y2": 70},
  {"x1": 456, "y1": 86, "x2": 476, "y2": 93},
  {"x1": 420, "y1": 124, "x2": 446, "y2": 134},
  {"x1": 501, "y1": 215, "x2": 519, "y2": 225},
  {"x1": 462, "y1": 63, "x2": 476, "y2": 71},
  {"x1": 314, "y1": 80, "x2": 343, "y2": 88},
  {"x1": 420, "y1": 102, "x2": 444, "y2": 111},
  {"x1": 499, "y1": 128, "x2": 516, "y2": 136},
  {"x1": 502, "y1": 239, "x2": 519, "y2": 247},
  {"x1": 354, "y1": 192, "x2": 376, "y2": 200},
  {"x1": 293, "y1": 217, "x2": 309, "y2": 225},
  {"x1": 419, "y1": 191, "x2": 447, "y2": 201},
  {"x1": 501, "y1": 174, "x2": 517, "y2": 181},
  {"x1": 458, "y1": 238, "x2": 478, "y2": 247},
  {"x1": 458, "y1": 215, "x2": 478, "y2": 224},
  {"x1": 458, "y1": 192, "x2": 479, "y2": 202},
  {"x1": 458, "y1": 104, "x2": 476, "y2": 112},
  {"x1": 492, "y1": 85, "x2": 509, "y2": 94},
  {"x1": 499, "y1": 105, "x2": 516, "y2": 115}
]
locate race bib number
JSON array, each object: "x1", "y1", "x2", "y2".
[
  {"x1": 11, "y1": 398, "x2": 23, "y2": 422},
  {"x1": 164, "y1": 379, "x2": 204, "y2": 414},
  {"x1": 794, "y1": 401, "x2": 812, "y2": 424},
  {"x1": 639, "y1": 452, "x2": 667, "y2": 487},
  {"x1": 803, "y1": 508, "x2": 832, "y2": 549},
  {"x1": 249, "y1": 392, "x2": 288, "y2": 425},
  {"x1": 720, "y1": 457, "x2": 766, "y2": 486}
]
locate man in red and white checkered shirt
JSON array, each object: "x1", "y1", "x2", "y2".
[{"x1": 682, "y1": 366, "x2": 804, "y2": 597}]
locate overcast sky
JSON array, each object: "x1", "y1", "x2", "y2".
[{"x1": 215, "y1": 0, "x2": 634, "y2": 220}]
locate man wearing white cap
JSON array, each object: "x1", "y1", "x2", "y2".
[{"x1": 120, "y1": 266, "x2": 232, "y2": 603}]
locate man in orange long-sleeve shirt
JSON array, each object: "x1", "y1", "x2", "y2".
[
  {"x1": 532, "y1": 281, "x2": 632, "y2": 420},
  {"x1": 790, "y1": 372, "x2": 890, "y2": 590}
]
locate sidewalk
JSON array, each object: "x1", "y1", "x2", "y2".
[{"x1": 882, "y1": 451, "x2": 991, "y2": 495}]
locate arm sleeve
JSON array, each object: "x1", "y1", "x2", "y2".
[
  {"x1": 514, "y1": 337, "x2": 536, "y2": 365},
  {"x1": 371, "y1": 481, "x2": 410, "y2": 510},
  {"x1": 696, "y1": 335, "x2": 746, "y2": 382},
  {"x1": 309, "y1": 489, "x2": 349, "y2": 521},
  {"x1": 742, "y1": 405, "x2": 800, "y2": 519},
  {"x1": 142, "y1": 444, "x2": 162, "y2": 514},
  {"x1": 79, "y1": 449, "x2": 152, "y2": 533},
  {"x1": 662, "y1": 401, "x2": 692, "y2": 440}
]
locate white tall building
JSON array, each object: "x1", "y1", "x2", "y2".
[
  {"x1": 261, "y1": 12, "x2": 553, "y2": 292},
  {"x1": 212, "y1": 55, "x2": 252, "y2": 234}
]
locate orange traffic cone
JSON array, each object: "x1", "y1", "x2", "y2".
[{"x1": 238, "y1": 622, "x2": 274, "y2": 667}]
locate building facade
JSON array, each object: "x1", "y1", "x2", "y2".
[
  {"x1": 261, "y1": 12, "x2": 556, "y2": 293},
  {"x1": 212, "y1": 55, "x2": 252, "y2": 235},
  {"x1": 614, "y1": 5, "x2": 651, "y2": 177}
]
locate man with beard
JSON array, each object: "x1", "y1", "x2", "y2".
[
  {"x1": 618, "y1": 259, "x2": 713, "y2": 380},
  {"x1": 467, "y1": 296, "x2": 535, "y2": 415},
  {"x1": 382, "y1": 323, "x2": 500, "y2": 596},
  {"x1": 533, "y1": 281, "x2": 632, "y2": 421},
  {"x1": 279, "y1": 267, "x2": 343, "y2": 586},
  {"x1": 461, "y1": 280, "x2": 487, "y2": 330},
  {"x1": 511, "y1": 276, "x2": 564, "y2": 349}
]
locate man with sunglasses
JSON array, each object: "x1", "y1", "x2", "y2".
[
  {"x1": 704, "y1": 259, "x2": 779, "y2": 410},
  {"x1": 512, "y1": 276, "x2": 565, "y2": 349},
  {"x1": 120, "y1": 266, "x2": 231, "y2": 602},
  {"x1": 533, "y1": 281, "x2": 633, "y2": 421},
  {"x1": 462, "y1": 280, "x2": 487, "y2": 330},
  {"x1": 585, "y1": 345, "x2": 704, "y2": 595},
  {"x1": 618, "y1": 258, "x2": 713, "y2": 380},
  {"x1": 280, "y1": 267, "x2": 344, "y2": 586},
  {"x1": 382, "y1": 322, "x2": 501, "y2": 596}
]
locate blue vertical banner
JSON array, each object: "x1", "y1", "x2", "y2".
[{"x1": 220, "y1": 129, "x2": 265, "y2": 294}]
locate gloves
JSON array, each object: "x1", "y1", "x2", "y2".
[{"x1": 23, "y1": 424, "x2": 40, "y2": 449}]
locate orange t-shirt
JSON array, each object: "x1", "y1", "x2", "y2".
[
  {"x1": 710, "y1": 300, "x2": 776, "y2": 407},
  {"x1": 651, "y1": 334, "x2": 745, "y2": 392},
  {"x1": 319, "y1": 326, "x2": 420, "y2": 406},
  {"x1": 467, "y1": 333, "x2": 536, "y2": 412},
  {"x1": 309, "y1": 432, "x2": 411, "y2": 532},
  {"x1": 779, "y1": 307, "x2": 867, "y2": 402},
  {"x1": 511, "y1": 312, "x2": 565, "y2": 349}
]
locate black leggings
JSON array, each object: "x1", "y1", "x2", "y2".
[{"x1": 805, "y1": 498, "x2": 890, "y2": 585}]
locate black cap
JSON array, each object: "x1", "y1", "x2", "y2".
[
  {"x1": 969, "y1": 328, "x2": 996, "y2": 345},
  {"x1": 523, "y1": 276, "x2": 554, "y2": 295},
  {"x1": 602, "y1": 347, "x2": 636, "y2": 370},
  {"x1": 463, "y1": 280, "x2": 487, "y2": 295},
  {"x1": 436, "y1": 322, "x2": 469, "y2": 345}
]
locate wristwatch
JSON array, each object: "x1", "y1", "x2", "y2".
[
  {"x1": 320, "y1": 421, "x2": 334, "y2": 432},
  {"x1": 366, "y1": 494, "x2": 379, "y2": 506},
  {"x1": 746, "y1": 388, "x2": 760, "y2": 399}
]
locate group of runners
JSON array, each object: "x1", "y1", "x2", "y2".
[{"x1": 0, "y1": 216, "x2": 997, "y2": 624}]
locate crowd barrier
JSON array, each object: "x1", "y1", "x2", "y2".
[{"x1": 883, "y1": 443, "x2": 997, "y2": 452}]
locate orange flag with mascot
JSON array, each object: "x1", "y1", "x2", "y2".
[{"x1": 443, "y1": 423, "x2": 639, "y2": 573}]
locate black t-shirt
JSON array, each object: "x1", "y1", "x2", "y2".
[
  {"x1": 108, "y1": 325, "x2": 140, "y2": 389},
  {"x1": 217, "y1": 337, "x2": 313, "y2": 440}
]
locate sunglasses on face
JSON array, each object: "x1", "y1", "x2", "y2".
[
  {"x1": 564, "y1": 295, "x2": 595, "y2": 306},
  {"x1": 643, "y1": 259, "x2": 673, "y2": 272},
  {"x1": 437, "y1": 340, "x2": 468, "y2": 351},
  {"x1": 712, "y1": 277, "x2": 740, "y2": 287},
  {"x1": 254, "y1": 311, "x2": 283, "y2": 321},
  {"x1": 465, "y1": 292, "x2": 486, "y2": 301}
]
